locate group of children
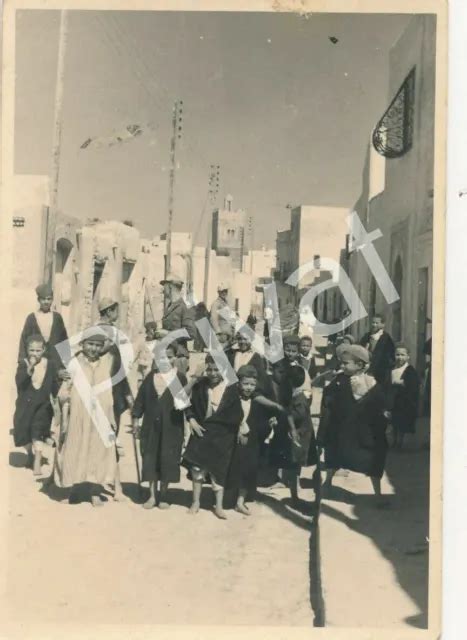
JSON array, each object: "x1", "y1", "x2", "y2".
[{"x1": 13, "y1": 319, "x2": 422, "y2": 514}]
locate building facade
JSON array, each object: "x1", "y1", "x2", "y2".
[{"x1": 347, "y1": 15, "x2": 436, "y2": 372}]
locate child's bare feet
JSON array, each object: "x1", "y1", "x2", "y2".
[
  {"x1": 33, "y1": 453, "x2": 42, "y2": 476},
  {"x1": 143, "y1": 497, "x2": 156, "y2": 509},
  {"x1": 158, "y1": 501, "x2": 170, "y2": 510},
  {"x1": 113, "y1": 491, "x2": 127, "y2": 502},
  {"x1": 213, "y1": 506, "x2": 227, "y2": 520},
  {"x1": 188, "y1": 502, "x2": 200, "y2": 514},
  {"x1": 91, "y1": 495, "x2": 104, "y2": 507},
  {"x1": 235, "y1": 503, "x2": 251, "y2": 516}
]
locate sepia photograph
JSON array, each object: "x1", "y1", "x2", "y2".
[{"x1": 1, "y1": 1, "x2": 446, "y2": 637}]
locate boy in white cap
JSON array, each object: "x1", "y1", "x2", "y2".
[{"x1": 317, "y1": 344, "x2": 389, "y2": 507}]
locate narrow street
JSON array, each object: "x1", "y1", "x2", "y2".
[{"x1": 5, "y1": 361, "x2": 428, "y2": 629}]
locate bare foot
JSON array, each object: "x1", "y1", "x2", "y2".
[
  {"x1": 158, "y1": 501, "x2": 170, "y2": 510},
  {"x1": 213, "y1": 507, "x2": 227, "y2": 520},
  {"x1": 235, "y1": 504, "x2": 251, "y2": 516},
  {"x1": 113, "y1": 492, "x2": 127, "y2": 503},
  {"x1": 33, "y1": 454, "x2": 42, "y2": 476},
  {"x1": 188, "y1": 503, "x2": 200, "y2": 514},
  {"x1": 143, "y1": 498, "x2": 156, "y2": 509},
  {"x1": 91, "y1": 495, "x2": 104, "y2": 507}
]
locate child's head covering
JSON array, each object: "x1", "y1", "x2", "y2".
[
  {"x1": 342, "y1": 334, "x2": 356, "y2": 345},
  {"x1": 283, "y1": 334, "x2": 300, "y2": 347},
  {"x1": 336, "y1": 343, "x2": 351, "y2": 360},
  {"x1": 36, "y1": 283, "x2": 53, "y2": 298},
  {"x1": 81, "y1": 326, "x2": 107, "y2": 343},
  {"x1": 26, "y1": 333, "x2": 46, "y2": 348},
  {"x1": 237, "y1": 365, "x2": 258, "y2": 380},
  {"x1": 346, "y1": 344, "x2": 370, "y2": 364}
]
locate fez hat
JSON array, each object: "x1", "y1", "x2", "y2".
[
  {"x1": 237, "y1": 364, "x2": 258, "y2": 380},
  {"x1": 36, "y1": 283, "x2": 53, "y2": 298}
]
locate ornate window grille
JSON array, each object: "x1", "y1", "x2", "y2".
[{"x1": 372, "y1": 67, "x2": 416, "y2": 158}]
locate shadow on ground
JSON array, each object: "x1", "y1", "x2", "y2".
[{"x1": 320, "y1": 438, "x2": 429, "y2": 629}]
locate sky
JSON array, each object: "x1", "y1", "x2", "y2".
[{"x1": 14, "y1": 10, "x2": 412, "y2": 248}]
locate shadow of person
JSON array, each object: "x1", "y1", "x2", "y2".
[
  {"x1": 321, "y1": 483, "x2": 372, "y2": 506},
  {"x1": 256, "y1": 491, "x2": 314, "y2": 532},
  {"x1": 320, "y1": 495, "x2": 428, "y2": 628},
  {"x1": 120, "y1": 481, "x2": 146, "y2": 504},
  {"x1": 9, "y1": 451, "x2": 29, "y2": 468},
  {"x1": 37, "y1": 476, "x2": 71, "y2": 503}
]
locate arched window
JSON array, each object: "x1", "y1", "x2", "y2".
[{"x1": 55, "y1": 238, "x2": 73, "y2": 274}]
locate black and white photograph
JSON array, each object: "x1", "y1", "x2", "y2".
[{"x1": 1, "y1": 1, "x2": 446, "y2": 637}]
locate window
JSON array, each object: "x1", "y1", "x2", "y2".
[
  {"x1": 372, "y1": 67, "x2": 415, "y2": 158},
  {"x1": 13, "y1": 216, "x2": 25, "y2": 228}
]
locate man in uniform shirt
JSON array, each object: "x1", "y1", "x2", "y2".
[
  {"x1": 210, "y1": 284, "x2": 234, "y2": 341},
  {"x1": 157, "y1": 273, "x2": 196, "y2": 373}
]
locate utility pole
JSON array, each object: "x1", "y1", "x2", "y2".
[
  {"x1": 202, "y1": 165, "x2": 220, "y2": 303},
  {"x1": 165, "y1": 99, "x2": 183, "y2": 279},
  {"x1": 44, "y1": 9, "x2": 69, "y2": 283}
]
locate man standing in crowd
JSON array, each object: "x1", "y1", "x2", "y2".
[
  {"x1": 360, "y1": 313, "x2": 395, "y2": 385},
  {"x1": 18, "y1": 284, "x2": 70, "y2": 375},
  {"x1": 210, "y1": 283, "x2": 234, "y2": 341},
  {"x1": 158, "y1": 273, "x2": 196, "y2": 373},
  {"x1": 97, "y1": 297, "x2": 134, "y2": 501}
]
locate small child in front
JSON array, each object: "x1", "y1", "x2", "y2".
[
  {"x1": 13, "y1": 334, "x2": 59, "y2": 475},
  {"x1": 183, "y1": 355, "x2": 244, "y2": 519},
  {"x1": 390, "y1": 344, "x2": 420, "y2": 449},
  {"x1": 226, "y1": 365, "x2": 271, "y2": 515},
  {"x1": 269, "y1": 365, "x2": 317, "y2": 504},
  {"x1": 132, "y1": 343, "x2": 189, "y2": 510}
]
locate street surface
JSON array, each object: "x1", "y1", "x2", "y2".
[{"x1": 4, "y1": 346, "x2": 428, "y2": 628}]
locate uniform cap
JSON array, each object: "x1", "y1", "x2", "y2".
[
  {"x1": 98, "y1": 297, "x2": 118, "y2": 313},
  {"x1": 160, "y1": 272, "x2": 184, "y2": 287}
]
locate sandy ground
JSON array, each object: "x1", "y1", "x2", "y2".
[
  {"x1": 320, "y1": 419, "x2": 430, "y2": 628},
  {"x1": 4, "y1": 344, "x2": 429, "y2": 630},
  {"x1": 5, "y1": 418, "x2": 318, "y2": 627}
]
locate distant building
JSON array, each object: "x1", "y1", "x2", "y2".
[
  {"x1": 274, "y1": 205, "x2": 349, "y2": 310},
  {"x1": 211, "y1": 194, "x2": 248, "y2": 269}
]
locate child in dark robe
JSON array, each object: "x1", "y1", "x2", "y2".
[
  {"x1": 13, "y1": 334, "x2": 59, "y2": 475},
  {"x1": 269, "y1": 366, "x2": 317, "y2": 504},
  {"x1": 389, "y1": 344, "x2": 420, "y2": 450},
  {"x1": 183, "y1": 355, "x2": 244, "y2": 520},
  {"x1": 317, "y1": 345, "x2": 389, "y2": 507},
  {"x1": 132, "y1": 344, "x2": 190, "y2": 510},
  {"x1": 226, "y1": 365, "x2": 272, "y2": 515}
]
